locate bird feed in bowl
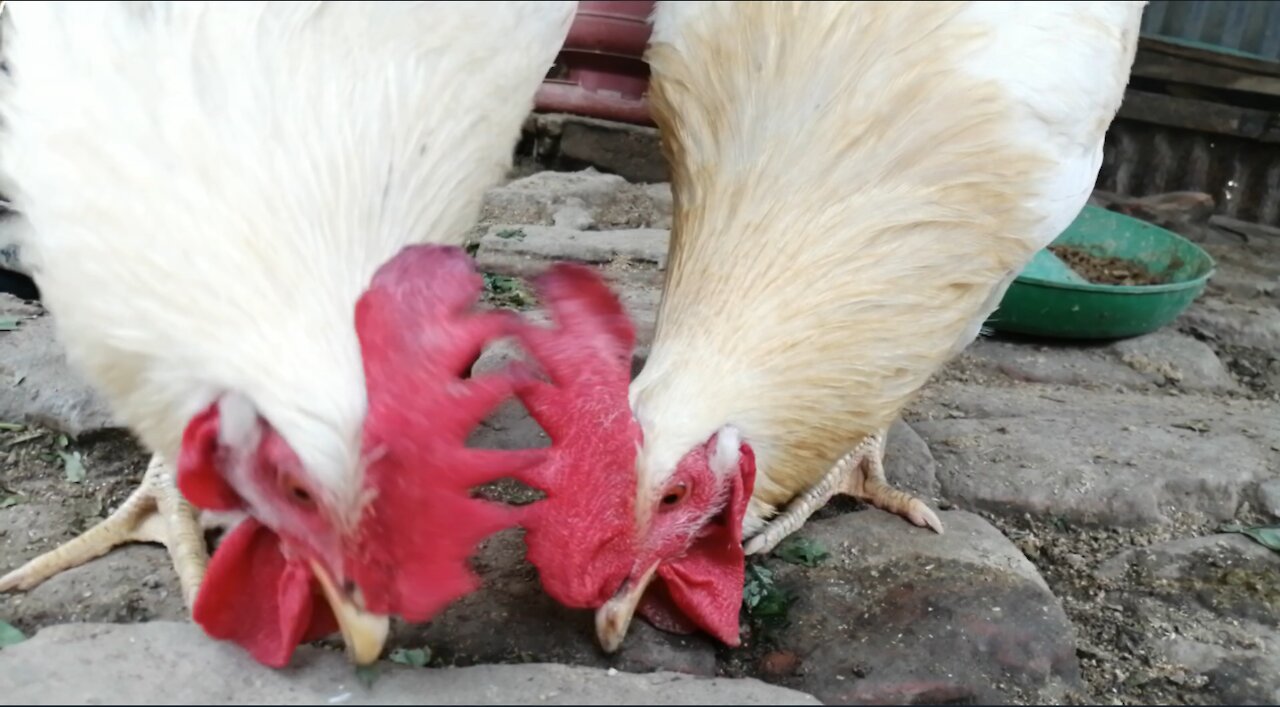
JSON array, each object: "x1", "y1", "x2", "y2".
[{"x1": 1048, "y1": 245, "x2": 1168, "y2": 287}]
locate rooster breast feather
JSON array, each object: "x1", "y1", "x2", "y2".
[
  {"x1": 634, "y1": 1, "x2": 1142, "y2": 509},
  {"x1": 0, "y1": 1, "x2": 574, "y2": 492}
]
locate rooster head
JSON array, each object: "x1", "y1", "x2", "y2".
[
  {"x1": 512, "y1": 263, "x2": 756, "y2": 654},
  {"x1": 175, "y1": 245, "x2": 540, "y2": 668}
]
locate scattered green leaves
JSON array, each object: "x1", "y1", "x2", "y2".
[
  {"x1": 0, "y1": 495, "x2": 20, "y2": 509},
  {"x1": 773, "y1": 536, "x2": 830, "y2": 567},
  {"x1": 1223, "y1": 524, "x2": 1280, "y2": 553},
  {"x1": 742, "y1": 564, "x2": 792, "y2": 619},
  {"x1": 0, "y1": 318, "x2": 20, "y2": 332},
  {"x1": 494, "y1": 228, "x2": 526, "y2": 241},
  {"x1": 482, "y1": 273, "x2": 534, "y2": 310},
  {"x1": 388, "y1": 647, "x2": 431, "y2": 668},
  {"x1": 742, "y1": 563, "x2": 773, "y2": 611},
  {"x1": 0, "y1": 422, "x2": 22, "y2": 432},
  {"x1": 59, "y1": 450, "x2": 86, "y2": 484},
  {"x1": 741, "y1": 562, "x2": 795, "y2": 643},
  {"x1": 0, "y1": 620, "x2": 26, "y2": 648}
]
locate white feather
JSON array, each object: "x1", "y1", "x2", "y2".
[{"x1": 0, "y1": 1, "x2": 575, "y2": 506}]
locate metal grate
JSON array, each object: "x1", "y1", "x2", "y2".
[{"x1": 1141, "y1": 1, "x2": 1280, "y2": 61}]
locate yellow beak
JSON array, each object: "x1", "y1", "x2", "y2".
[
  {"x1": 594, "y1": 562, "x2": 658, "y2": 654},
  {"x1": 310, "y1": 561, "x2": 390, "y2": 665}
]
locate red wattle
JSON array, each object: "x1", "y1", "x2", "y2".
[{"x1": 192, "y1": 518, "x2": 337, "y2": 668}]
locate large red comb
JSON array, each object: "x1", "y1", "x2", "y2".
[
  {"x1": 183, "y1": 245, "x2": 542, "y2": 666},
  {"x1": 349, "y1": 244, "x2": 547, "y2": 621},
  {"x1": 185, "y1": 245, "x2": 544, "y2": 669},
  {"x1": 508, "y1": 264, "x2": 643, "y2": 608},
  {"x1": 510, "y1": 264, "x2": 755, "y2": 649}
]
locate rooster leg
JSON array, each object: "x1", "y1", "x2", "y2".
[
  {"x1": 844, "y1": 430, "x2": 944, "y2": 536},
  {"x1": 0, "y1": 453, "x2": 210, "y2": 610},
  {"x1": 744, "y1": 431, "x2": 943, "y2": 556}
]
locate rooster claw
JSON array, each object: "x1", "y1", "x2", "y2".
[{"x1": 743, "y1": 428, "x2": 944, "y2": 555}]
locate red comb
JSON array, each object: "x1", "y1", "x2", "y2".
[
  {"x1": 507, "y1": 264, "x2": 643, "y2": 608},
  {"x1": 349, "y1": 244, "x2": 546, "y2": 621},
  {"x1": 182, "y1": 245, "x2": 541, "y2": 667},
  {"x1": 511, "y1": 264, "x2": 756, "y2": 648}
]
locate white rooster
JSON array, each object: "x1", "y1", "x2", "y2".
[
  {"x1": 512, "y1": 0, "x2": 1146, "y2": 651},
  {"x1": 0, "y1": 0, "x2": 575, "y2": 666}
]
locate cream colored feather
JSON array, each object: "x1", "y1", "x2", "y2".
[{"x1": 631, "y1": 1, "x2": 1144, "y2": 524}]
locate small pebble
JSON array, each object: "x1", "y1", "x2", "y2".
[
  {"x1": 758, "y1": 650, "x2": 800, "y2": 677},
  {"x1": 1015, "y1": 535, "x2": 1042, "y2": 560}
]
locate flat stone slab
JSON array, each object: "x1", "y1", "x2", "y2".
[
  {"x1": 1180, "y1": 299, "x2": 1280, "y2": 352},
  {"x1": 480, "y1": 168, "x2": 672, "y2": 233},
  {"x1": 521, "y1": 114, "x2": 669, "y2": 185},
  {"x1": 758, "y1": 510, "x2": 1081, "y2": 704},
  {"x1": 1093, "y1": 534, "x2": 1280, "y2": 704},
  {"x1": 0, "y1": 296, "x2": 119, "y2": 435},
  {"x1": 477, "y1": 224, "x2": 668, "y2": 282},
  {"x1": 909, "y1": 383, "x2": 1280, "y2": 527},
  {"x1": 0, "y1": 622, "x2": 821, "y2": 705}
]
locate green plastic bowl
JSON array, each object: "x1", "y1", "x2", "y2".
[{"x1": 985, "y1": 206, "x2": 1216, "y2": 340}]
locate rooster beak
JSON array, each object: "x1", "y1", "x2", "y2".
[
  {"x1": 310, "y1": 561, "x2": 390, "y2": 665},
  {"x1": 595, "y1": 562, "x2": 658, "y2": 654}
]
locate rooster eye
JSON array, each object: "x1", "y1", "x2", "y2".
[
  {"x1": 661, "y1": 483, "x2": 688, "y2": 507},
  {"x1": 282, "y1": 478, "x2": 314, "y2": 507}
]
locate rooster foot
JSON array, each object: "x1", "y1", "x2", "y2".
[
  {"x1": 744, "y1": 430, "x2": 943, "y2": 556},
  {"x1": 0, "y1": 453, "x2": 217, "y2": 610}
]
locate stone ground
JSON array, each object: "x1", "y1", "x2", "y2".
[{"x1": 1, "y1": 151, "x2": 1279, "y2": 704}]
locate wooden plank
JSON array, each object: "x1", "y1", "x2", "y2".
[
  {"x1": 1132, "y1": 48, "x2": 1280, "y2": 99},
  {"x1": 1140, "y1": 35, "x2": 1280, "y2": 78},
  {"x1": 1117, "y1": 89, "x2": 1280, "y2": 143}
]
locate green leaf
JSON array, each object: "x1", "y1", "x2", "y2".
[
  {"x1": 354, "y1": 664, "x2": 380, "y2": 689},
  {"x1": 751, "y1": 588, "x2": 794, "y2": 619},
  {"x1": 0, "y1": 620, "x2": 26, "y2": 648},
  {"x1": 56, "y1": 434, "x2": 68, "y2": 449},
  {"x1": 1228, "y1": 525, "x2": 1280, "y2": 552},
  {"x1": 0, "y1": 495, "x2": 20, "y2": 509},
  {"x1": 481, "y1": 272, "x2": 533, "y2": 310},
  {"x1": 774, "y1": 537, "x2": 830, "y2": 567},
  {"x1": 742, "y1": 563, "x2": 793, "y2": 620},
  {"x1": 494, "y1": 228, "x2": 526, "y2": 241},
  {"x1": 0, "y1": 422, "x2": 22, "y2": 431},
  {"x1": 742, "y1": 564, "x2": 774, "y2": 610},
  {"x1": 389, "y1": 647, "x2": 430, "y2": 667},
  {"x1": 59, "y1": 450, "x2": 86, "y2": 483},
  {"x1": 0, "y1": 318, "x2": 20, "y2": 332}
]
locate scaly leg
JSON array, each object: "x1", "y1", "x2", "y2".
[
  {"x1": 0, "y1": 453, "x2": 210, "y2": 610},
  {"x1": 744, "y1": 430, "x2": 943, "y2": 556}
]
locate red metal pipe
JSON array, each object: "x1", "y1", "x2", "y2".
[{"x1": 535, "y1": 1, "x2": 656, "y2": 127}]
